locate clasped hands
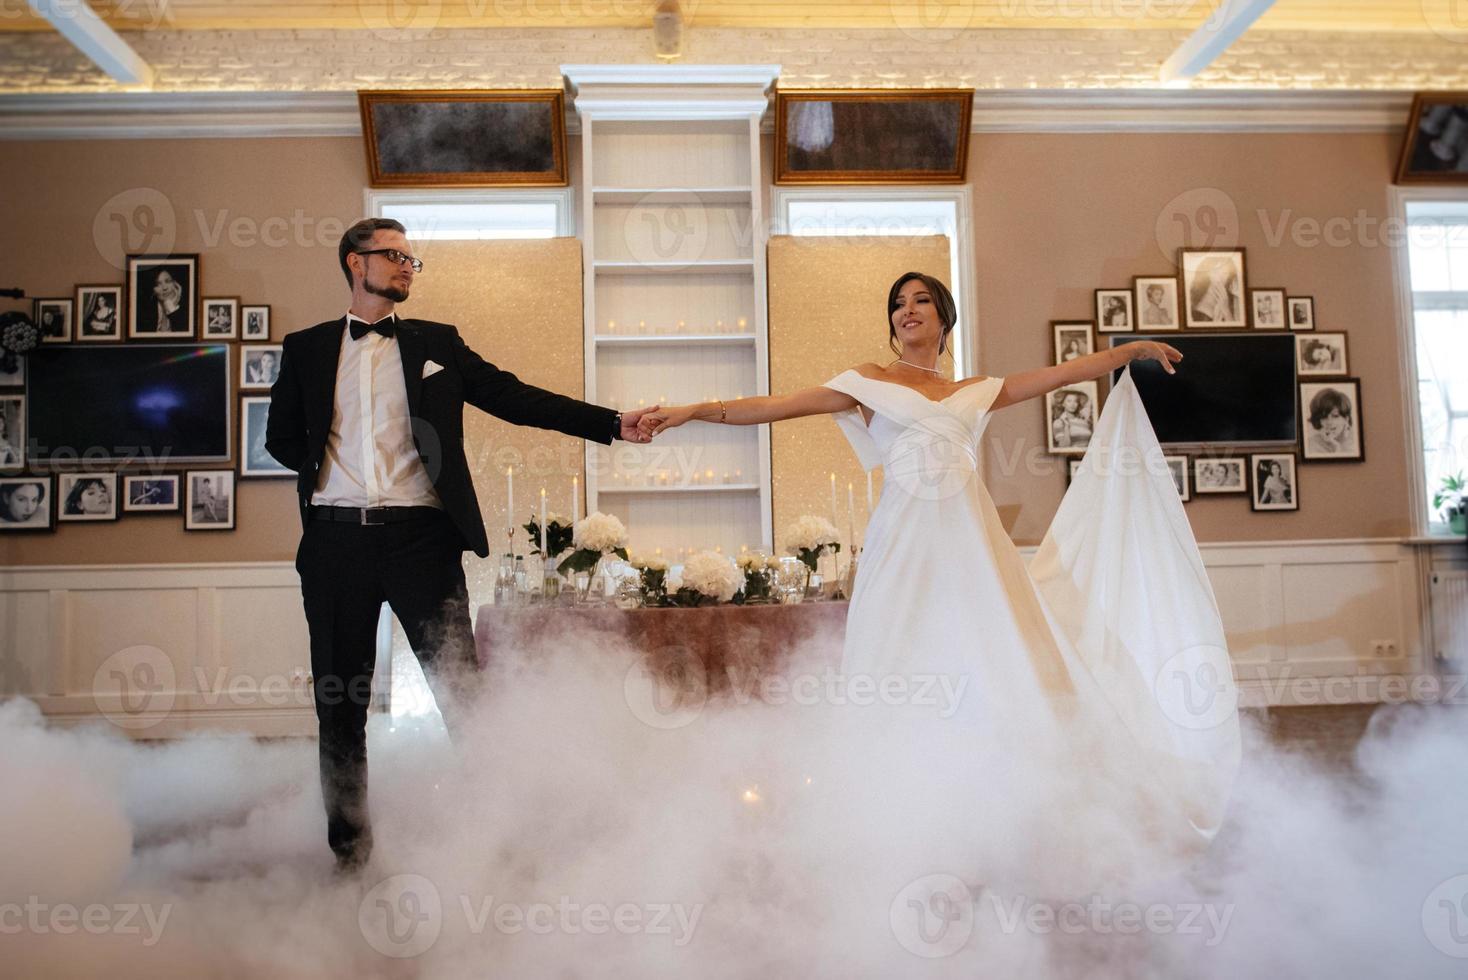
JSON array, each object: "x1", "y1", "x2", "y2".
[{"x1": 615, "y1": 403, "x2": 700, "y2": 443}]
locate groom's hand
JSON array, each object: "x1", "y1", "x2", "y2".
[{"x1": 619, "y1": 405, "x2": 660, "y2": 443}]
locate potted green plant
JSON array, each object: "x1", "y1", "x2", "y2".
[{"x1": 1435, "y1": 472, "x2": 1467, "y2": 534}]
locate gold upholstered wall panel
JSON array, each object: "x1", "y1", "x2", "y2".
[
  {"x1": 406, "y1": 237, "x2": 586, "y2": 590},
  {"x1": 767, "y1": 234, "x2": 952, "y2": 554}
]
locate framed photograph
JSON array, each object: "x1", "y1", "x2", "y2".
[
  {"x1": 1296, "y1": 333, "x2": 1349, "y2": 377},
  {"x1": 1300, "y1": 380, "x2": 1364, "y2": 462},
  {"x1": 0, "y1": 355, "x2": 23, "y2": 388},
  {"x1": 1052, "y1": 321, "x2": 1095, "y2": 365},
  {"x1": 1395, "y1": 93, "x2": 1468, "y2": 185},
  {"x1": 241, "y1": 305, "x2": 271, "y2": 340},
  {"x1": 0, "y1": 475, "x2": 52, "y2": 531},
  {"x1": 75, "y1": 285, "x2": 123, "y2": 341},
  {"x1": 1045, "y1": 380, "x2": 1098, "y2": 456},
  {"x1": 240, "y1": 344, "x2": 283, "y2": 391},
  {"x1": 1287, "y1": 296, "x2": 1315, "y2": 331},
  {"x1": 1249, "y1": 288, "x2": 1287, "y2": 330},
  {"x1": 1250, "y1": 453, "x2": 1299, "y2": 511},
  {"x1": 202, "y1": 297, "x2": 240, "y2": 340},
  {"x1": 34, "y1": 298, "x2": 73, "y2": 344},
  {"x1": 773, "y1": 88, "x2": 973, "y2": 184},
  {"x1": 1094, "y1": 289, "x2": 1135, "y2": 333},
  {"x1": 1179, "y1": 248, "x2": 1248, "y2": 329},
  {"x1": 0, "y1": 394, "x2": 23, "y2": 471},
  {"x1": 123, "y1": 474, "x2": 181, "y2": 513},
  {"x1": 127, "y1": 253, "x2": 198, "y2": 339},
  {"x1": 240, "y1": 396, "x2": 291, "y2": 477},
  {"x1": 359, "y1": 89, "x2": 568, "y2": 187},
  {"x1": 185, "y1": 469, "x2": 236, "y2": 531},
  {"x1": 1192, "y1": 457, "x2": 1248, "y2": 495},
  {"x1": 1133, "y1": 277, "x2": 1180, "y2": 331},
  {"x1": 1164, "y1": 455, "x2": 1191, "y2": 502},
  {"x1": 58, "y1": 472, "x2": 119, "y2": 522}
]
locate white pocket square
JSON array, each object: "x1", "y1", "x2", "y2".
[{"x1": 422, "y1": 360, "x2": 445, "y2": 380}]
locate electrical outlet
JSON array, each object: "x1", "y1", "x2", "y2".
[{"x1": 1369, "y1": 640, "x2": 1398, "y2": 658}]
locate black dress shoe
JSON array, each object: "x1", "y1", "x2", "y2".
[{"x1": 333, "y1": 847, "x2": 371, "y2": 877}]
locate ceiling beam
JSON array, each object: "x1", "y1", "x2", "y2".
[
  {"x1": 1159, "y1": 0, "x2": 1276, "y2": 86},
  {"x1": 26, "y1": 0, "x2": 153, "y2": 87}
]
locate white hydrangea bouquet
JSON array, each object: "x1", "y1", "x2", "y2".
[
  {"x1": 785, "y1": 514, "x2": 842, "y2": 574},
  {"x1": 629, "y1": 552, "x2": 670, "y2": 604},
  {"x1": 559, "y1": 511, "x2": 629, "y2": 577},
  {"x1": 670, "y1": 550, "x2": 744, "y2": 607}
]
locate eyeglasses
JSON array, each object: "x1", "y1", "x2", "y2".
[{"x1": 355, "y1": 248, "x2": 424, "y2": 273}]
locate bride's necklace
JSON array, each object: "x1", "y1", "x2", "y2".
[{"x1": 892, "y1": 358, "x2": 944, "y2": 376}]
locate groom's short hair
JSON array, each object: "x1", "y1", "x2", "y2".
[{"x1": 338, "y1": 218, "x2": 407, "y2": 289}]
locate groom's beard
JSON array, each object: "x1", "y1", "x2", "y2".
[{"x1": 365, "y1": 275, "x2": 410, "y2": 304}]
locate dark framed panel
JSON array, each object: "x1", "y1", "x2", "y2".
[
  {"x1": 358, "y1": 89, "x2": 569, "y2": 188},
  {"x1": 1395, "y1": 92, "x2": 1468, "y2": 185},
  {"x1": 773, "y1": 88, "x2": 973, "y2": 185}
]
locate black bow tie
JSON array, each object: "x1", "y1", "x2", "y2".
[{"x1": 349, "y1": 317, "x2": 395, "y2": 341}]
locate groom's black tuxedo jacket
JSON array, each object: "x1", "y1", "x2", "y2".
[{"x1": 265, "y1": 316, "x2": 617, "y2": 558}]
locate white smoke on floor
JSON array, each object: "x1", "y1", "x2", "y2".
[{"x1": 2, "y1": 634, "x2": 1466, "y2": 979}]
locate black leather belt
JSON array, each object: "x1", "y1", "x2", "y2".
[{"x1": 308, "y1": 504, "x2": 442, "y2": 526}]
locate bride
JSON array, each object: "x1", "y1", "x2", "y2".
[{"x1": 641, "y1": 272, "x2": 1240, "y2": 892}]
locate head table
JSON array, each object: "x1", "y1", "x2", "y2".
[{"x1": 473, "y1": 600, "x2": 849, "y2": 694}]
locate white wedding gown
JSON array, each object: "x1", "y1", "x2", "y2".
[{"x1": 820, "y1": 368, "x2": 1240, "y2": 892}]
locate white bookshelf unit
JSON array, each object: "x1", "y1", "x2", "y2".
[{"x1": 564, "y1": 64, "x2": 781, "y2": 558}]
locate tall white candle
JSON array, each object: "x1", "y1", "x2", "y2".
[
  {"x1": 866, "y1": 471, "x2": 874, "y2": 512},
  {"x1": 847, "y1": 482, "x2": 856, "y2": 551},
  {"x1": 572, "y1": 475, "x2": 580, "y2": 525},
  {"x1": 829, "y1": 472, "x2": 838, "y2": 524},
  {"x1": 506, "y1": 466, "x2": 514, "y2": 541},
  {"x1": 540, "y1": 487, "x2": 548, "y2": 557}
]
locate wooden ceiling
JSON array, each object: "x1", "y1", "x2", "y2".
[{"x1": 0, "y1": 0, "x2": 1455, "y2": 33}]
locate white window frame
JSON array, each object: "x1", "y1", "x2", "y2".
[
  {"x1": 770, "y1": 187, "x2": 979, "y2": 380},
  {"x1": 1388, "y1": 185, "x2": 1468, "y2": 537},
  {"x1": 364, "y1": 187, "x2": 576, "y2": 238}
]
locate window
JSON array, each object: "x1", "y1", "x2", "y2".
[
  {"x1": 773, "y1": 189, "x2": 977, "y2": 377},
  {"x1": 1399, "y1": 196, "x2": 1468, "y2": 532},
  {"x1": 366, "y1": 188, "x2": 574, "y2": 239}
]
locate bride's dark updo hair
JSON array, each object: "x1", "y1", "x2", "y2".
[{"x1": 887, "y1": 272, "x2": 957, "y2": 356}]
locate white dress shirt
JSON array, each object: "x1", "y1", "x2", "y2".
[{"x1": 310, "y1": 311, "x2": 443, "y2": 509}]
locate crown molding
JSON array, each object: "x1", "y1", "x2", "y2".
[{"x1": 0, "y1": 86, "x2": 1414, "y2": 141}]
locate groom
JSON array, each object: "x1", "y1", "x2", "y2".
[{"x1": 266, "y1": 217, "x2": 658, "y2": 871}]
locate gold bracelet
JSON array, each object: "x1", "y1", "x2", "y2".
[{"x1": 719, "y1": 399, "x2": 727, "y2": 423}]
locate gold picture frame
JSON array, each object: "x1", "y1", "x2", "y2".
[
  {"x1": 358, "y1": 89, "x2": 569, "y2": 188},
  {"x1": 1395, "y1": 92, "x2": 1468, "y2": 186},
  {"x1": 774, "y1": 88, "x2": 973, "y2": 185}
]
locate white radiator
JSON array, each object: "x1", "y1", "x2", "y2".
[{"x1": 1432, "y1": 571, "x2": 1468, "y2": 663}]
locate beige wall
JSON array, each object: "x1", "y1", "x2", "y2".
[{"x1": 0, "y1": 126, "x2": 1414, "y2": 566}]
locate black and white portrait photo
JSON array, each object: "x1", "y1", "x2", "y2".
[
  {"x1": 1395, "y1": 95, "x2": 1468, "y2": 184},
  {"x1": 0, "y1": 476, "x2": 51, "y2": 531},
  {"x1": 1164, "y1": 455, "x2": 1191, "y2": 502},
  {"x1": 1134, "y1": 277, "x2": 1179, "y2": 330},
  {"x1": 1193, "y1": 457, "x2": 1247, "y2": 495},
  {"x1": 127, "y1": 253, "x2": 198, "y2": 338},
  {"x1": 123, "y1": 474, "x2": 181, "y2": 513},
  {"x1": 1095, "y1": 289, "x2": 1134, "y2": 333},
  {"x1": 240, "y1": 396, "x2": 291, "y2": 477},
  {"x1": 0, "y1": 395, "x2": 24, "y2": 471},
  {"x1": 76, "y1": 285, "x2": 123, "y2": 341},
  {"x1": 203, "y1": 298, "x2": 239, "y2": 340},
  {"x1": 1181, "y1": 248, "x2": 1248, "y2": 328},
  {"x1": 1250, "y1": 289, "x2": 1287, "y2": 330},
  {"x1": 1301, "y1": 380, "x2": 1363, "y2": 461},
  {"x1": 1296, "y1": 333, "x2": 1349, "y2": 377},
  {"x1": 186, "y1": 470, "x2": 235, "y2": 530},
  {"x1": 241, "y1": 305, "x2": 271, "y2": 340},
  {"x1": 35, "y1": 298, "x2": 73, "y2": 344},
  {"x1": 1288, "y1": 296, "x2": 1315, "y2": 330},
  {"x1": 1251, "y1": 453, "x2": 1298, "y2": 511},
  {"x1": 240, "y1": 344, "x2": 283, "y2": 390},
  {"x1": 1046, "y1": 381, "x2": 1098, "y2": 455},
  {"x1": 58, "y1": 472, "x2": 119, "y2": 522},
  {"x1": 1052, "y1": 322, "x2": 1095, "y2": 365}
]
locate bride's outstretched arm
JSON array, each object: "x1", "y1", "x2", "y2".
[
  {"x1": 640, "y1": 385, "x2": 858, "y2": 437},
  {"x1": 992, "y1": 340, "x2": 1181, "y2": 410}
]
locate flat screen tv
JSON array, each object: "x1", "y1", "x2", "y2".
[
  {"x1": 26, "y1": 344, "x2": 232, "y2": 464},
  {"x1": 1109, "y1": 333, "x2": 1297, "y2": 446}
]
